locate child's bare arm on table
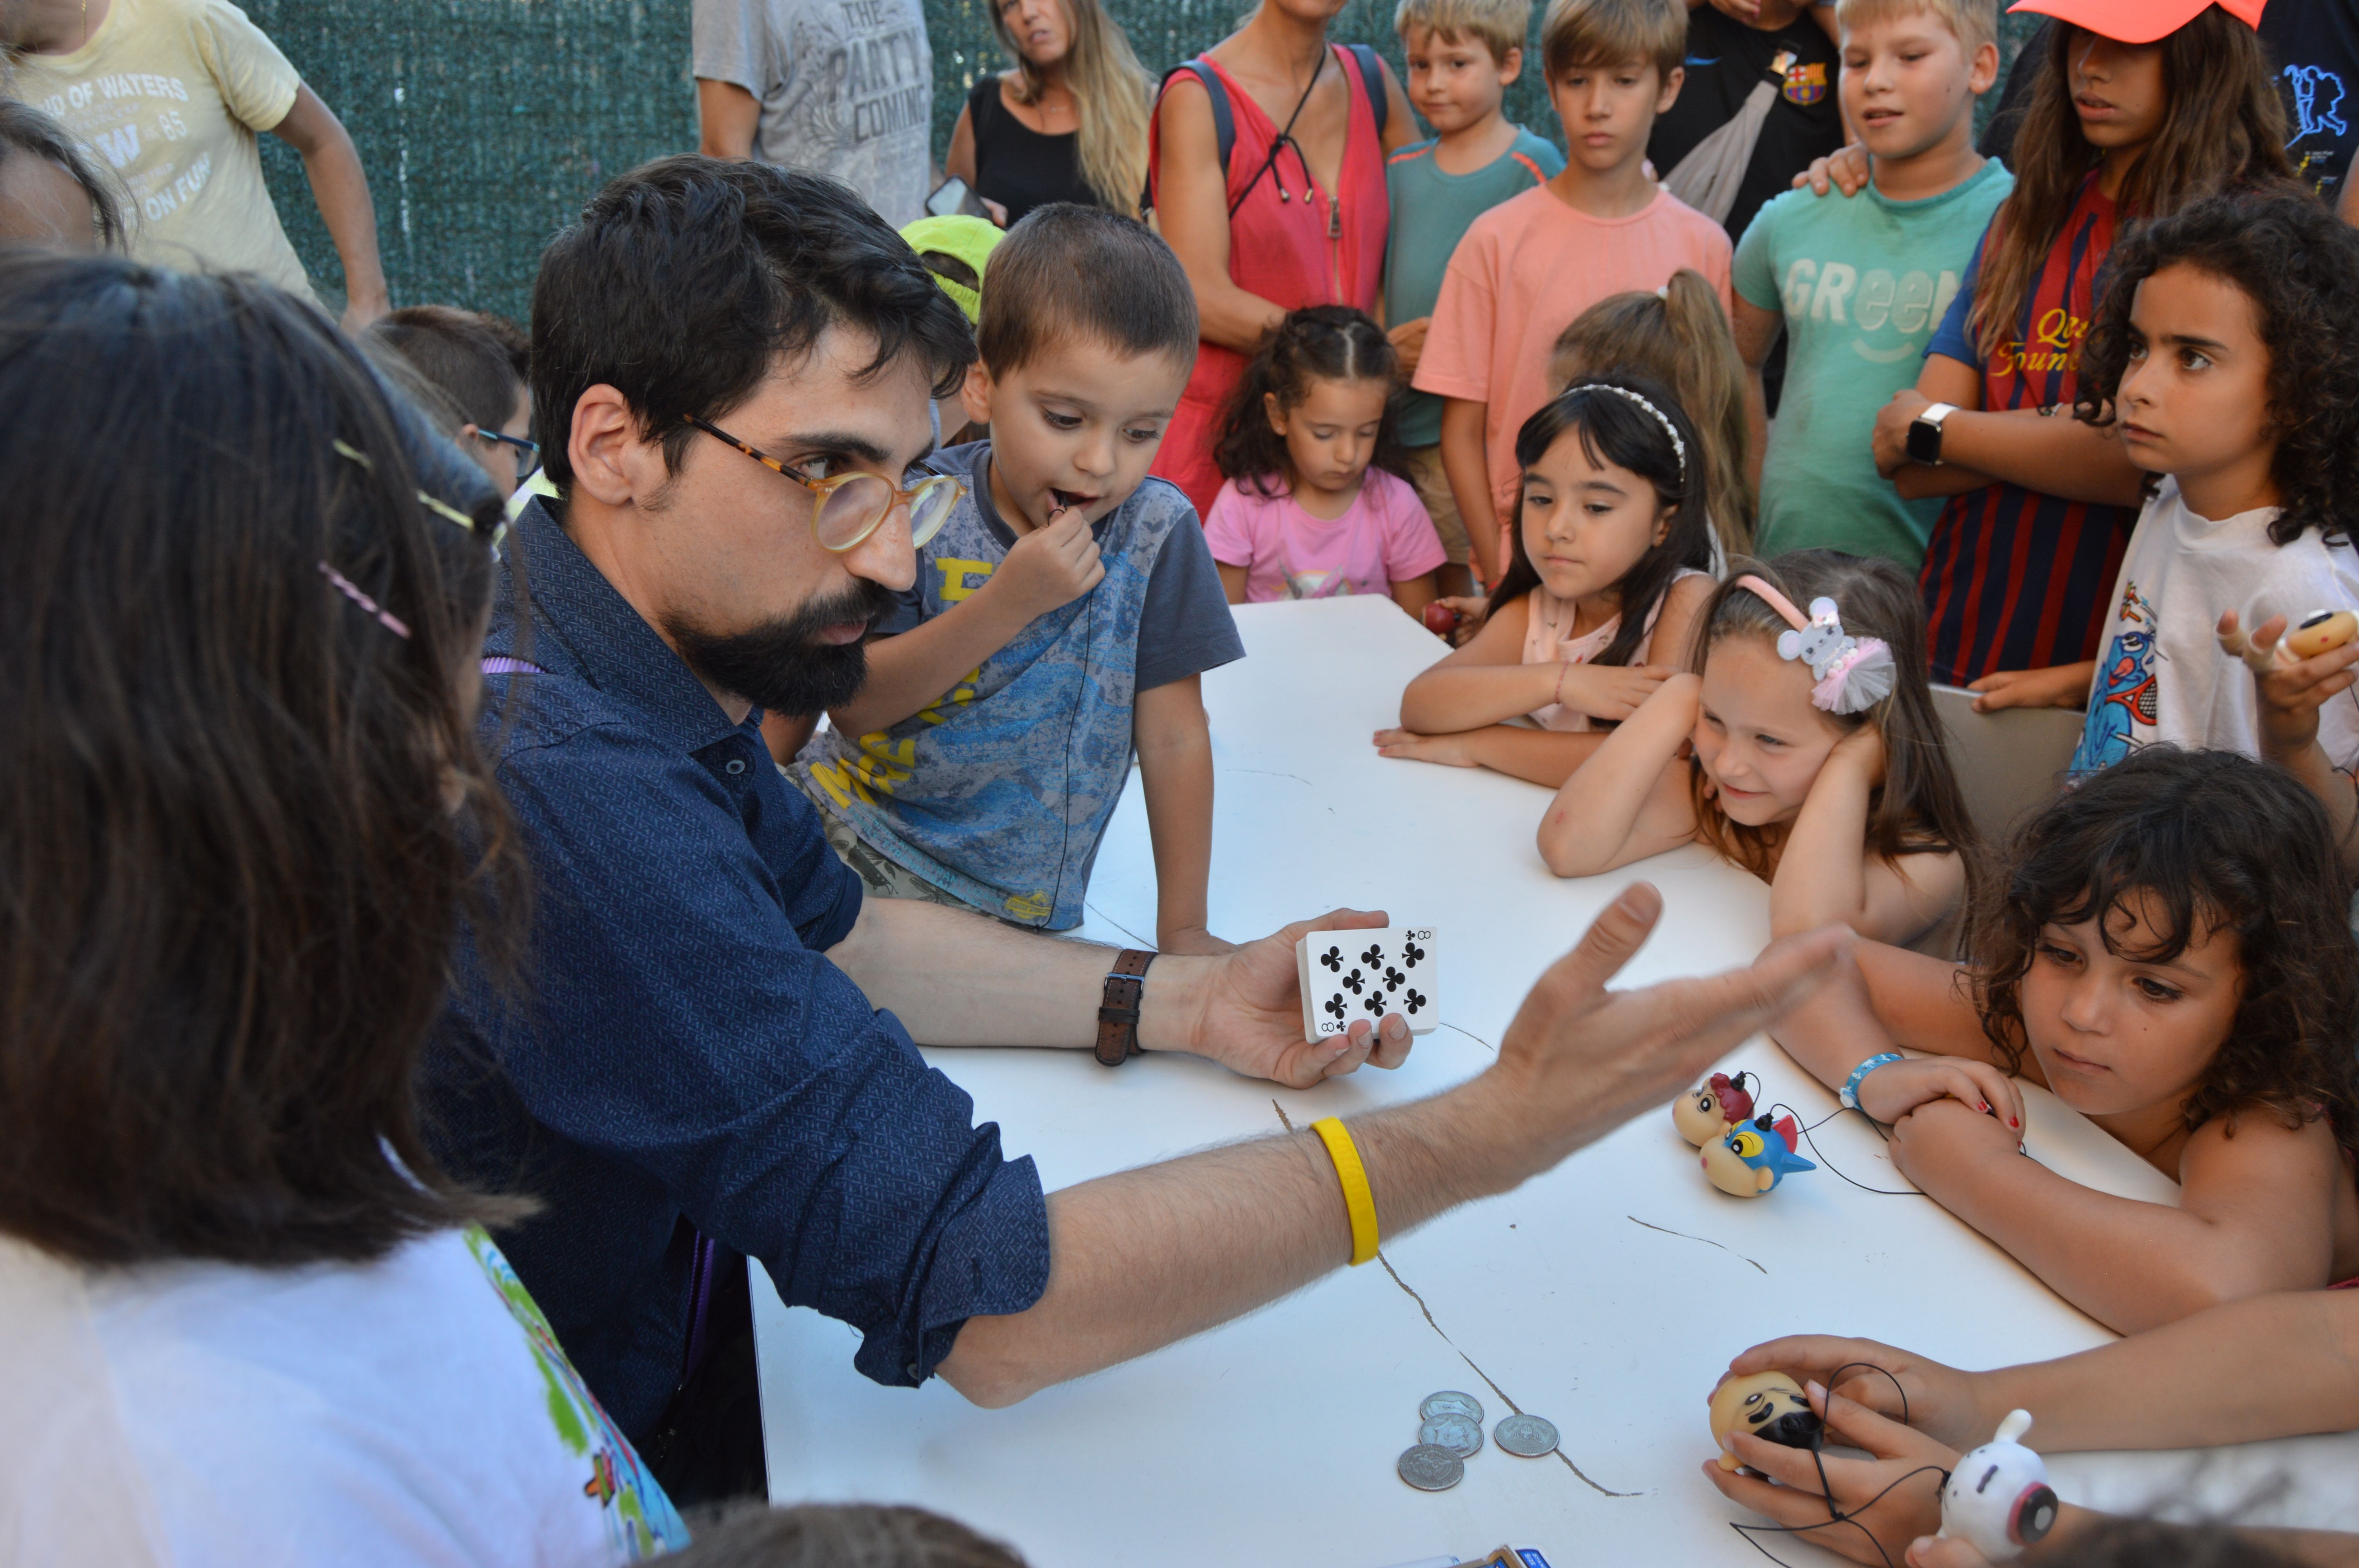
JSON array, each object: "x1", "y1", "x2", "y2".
[
  {"x1": 831, "y1": 506, "x2": 1102, "y2": 737},
  {"x1": 1135, "y1": 676, "x2": 1230, "y2": 956},
  {"x1": 1765, "y1": 936, "x2": 2025, "y2": 1128},
  {"x1": 1534, "y1": 675, "x2": 1701, "y2": 876},
  {"x1": 1768, "y1": 726, "x2": 1965, "y2": 944},
  {"x1": 1888, "y1": 1093, "x2": 2350, "y2": 1333}
]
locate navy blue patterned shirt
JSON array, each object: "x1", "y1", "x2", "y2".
[{"x1": 423, "y1": 499, "x2": 1052, "y2": 1441}]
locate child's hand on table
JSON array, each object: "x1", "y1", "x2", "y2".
[
  {"x1": 1966, "y1": 662, "x2": 2095, "y2": 713},
  {"x1": 1854, "y1": 1056, "x2": 2023, "y2": 1132},
  {"x1": 1890, "y1": 1094, "x2": 2025, "y2": 1190},
  {"x1": 1372, "y1": 727, "x2": 1479, "y2": 767},
  {"x1": 1158, "y1": 925, "x2": 1238, "y2": 957},
  {"x1": 1557, "y1": 662, "x2": 1678, "y2": 722},
  {"x1": 1723, "y1": 1334, "x2": 1990, "y2": 1451},
  {"x1": 1704, "y1": 1384, "x2": 1957, "y2": 1567},
  {"x1": 991, "y1": 503, "x2": 1105, "y2": 621}
]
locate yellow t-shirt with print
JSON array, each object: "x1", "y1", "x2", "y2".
[{"x1": 13, "y1": 0, "x2": 314, "y2": 301}]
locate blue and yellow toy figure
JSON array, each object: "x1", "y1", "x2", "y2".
[{"x1": 1700, "y1": 1112, "x2": 1816, "y2": 1197}]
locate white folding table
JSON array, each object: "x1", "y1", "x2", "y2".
[{"x1": 754, "y1": 595, "x2": 2359, "y2": 1565}]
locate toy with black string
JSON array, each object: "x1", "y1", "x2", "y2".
[
  {"x1": 1768, "y1": 1101, "x2": 1928, "y2": 1200},
  {"x1": 1721, "y1": 1363, "x2": 1949, "y2": 1568}
]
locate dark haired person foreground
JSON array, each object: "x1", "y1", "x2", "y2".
[
  {"x1": 422, "y1": 151, "x2": 1849, "y2": 1501},
  {"x1": 669, "y1": 1504, "x2": 1025, "y2": 1568},
  {"x1": 0, "y1": 254, "x2": 684, "y2": 1560}
]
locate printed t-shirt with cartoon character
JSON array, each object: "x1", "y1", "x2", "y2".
[
  {"x1": 0, "y1": 1223, "x2": 686, "y2": 1566},
  {"x1": 2071, "y1": 476, "x2": 2359, "y2": 777}
]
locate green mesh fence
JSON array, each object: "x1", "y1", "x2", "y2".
[{"x1": 252, "y1": 0, "x2": 2045, "y2": 324}]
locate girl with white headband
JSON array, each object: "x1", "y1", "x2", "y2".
[
  {"x1": 1538, "y1": 549, "x2": 1975, "y2": 948},
  {"x1": 1379, "y1": 376, "x2": 1717, "y2": 788}
]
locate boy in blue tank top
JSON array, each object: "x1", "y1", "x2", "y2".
[
  {"x1": 1382, "y1": 0, "x2": 1565, "y2": 598},
  {"x1": 792, "y1": 205, "x2": 1244, "y2": 951}
]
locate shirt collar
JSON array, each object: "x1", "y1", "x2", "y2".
[{"x1": 491, "y1": 496, "x2": 747, "y2": 755}]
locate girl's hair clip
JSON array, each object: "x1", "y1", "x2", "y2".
[
  {"x1": 1564, "y1": 382, "x2": 1687, "y2": 485},
  {"x1": 333, "y1": 438, "x2": 508, "y2": 550},
  {"x1": 1734, "y1": 573, "x2": 1896, "y2": 715},
  {"x1": 319, "y1": 560, "x2": 411, "y2": 639}
]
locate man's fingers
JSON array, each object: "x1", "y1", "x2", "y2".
[
  {"x1": 1657, "y1": 923, "x2": 1850, "y2": 1053},
  {"x1": 1276, "y1": 908, "x2": 1390, "y2": 946}
]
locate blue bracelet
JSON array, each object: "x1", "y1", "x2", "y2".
[{"x1": 1840, "y1": 1052, "x2": 1905, "y2": 1110}]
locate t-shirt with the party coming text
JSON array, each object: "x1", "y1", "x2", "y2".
[
  {"x1": 692, "y1": 0, "x2": 933, "y2": 228},
  {"x1": 10, "y1": 0, "x2": 313, "y2": 299},
  {"x1": 0, "y1": 1225, "x2": 686, "y2": 1566}
]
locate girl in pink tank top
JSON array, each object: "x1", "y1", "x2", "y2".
[{"x1": 1147, "y1": 44, "x2": 1390, "y2": 519}]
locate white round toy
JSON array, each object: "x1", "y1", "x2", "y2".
[{"x1": 1938, "y1": 1409, "x2": 2059, "y2": 1561}]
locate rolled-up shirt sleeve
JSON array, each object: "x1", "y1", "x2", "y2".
[{"x1": 483, "y1": 717, "x2": 1050, "y2": 1388}]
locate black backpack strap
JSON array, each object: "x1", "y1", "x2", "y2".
[
  {"x1": 1145, "y1": 58, "x2": 1234, "y2": 214},
  {"x1": 1345, "y1": 43, "x2": 1389, "y2": 140}
]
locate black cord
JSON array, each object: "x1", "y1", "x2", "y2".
[
  {"x1": 1727, "y1": 1364, "x2": 1945, "y2": 1568},
  {"x1": 1770, "y1": 1101, "x2": 1928, "y2": 1198},
  {"x1": 1228, "y1": 47, "x2": 1326, "y2": 217},
  {"x1": 1044, "y1": 572, "x2": 1096, "y2": 929}
]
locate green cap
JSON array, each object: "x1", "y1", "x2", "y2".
[{"x1": 898, "y1": 214, "x2": 1004, "y2": 323}]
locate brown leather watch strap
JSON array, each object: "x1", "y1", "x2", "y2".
[{"x1": 1094, "y1": 948, "x2": 1157, "y2": 1066}]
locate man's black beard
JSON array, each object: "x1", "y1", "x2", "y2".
[{"x1": 664, "y1": 578, "x2": 896, "y2": 717}]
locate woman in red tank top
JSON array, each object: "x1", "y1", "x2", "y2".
[{"x1": 1147, "y1": 0, "x2": 1414, "y2": 519}]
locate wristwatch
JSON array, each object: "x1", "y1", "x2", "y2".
[
  {"x1": 1094, "y1": 949, "x2": 1157, "y2": 1065},
  {"x1": 1906, "y1": 402, "x2": 1959, "y2": 466}
]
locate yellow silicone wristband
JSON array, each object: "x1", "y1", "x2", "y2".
[{"x1": 1311, "y1": 1116, "x2": 1379, "y2": 1266}]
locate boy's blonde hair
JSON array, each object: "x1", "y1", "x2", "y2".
[
  {"x1": 1832, "y1": 0, "x2": 1997, "y2": 56},
  {"x1": 1394, "y1": 0, "x2": 1533, "y2": 67},
  {"x1": 1539, "y1": 0, "x2": 1683, "y2": 81}
]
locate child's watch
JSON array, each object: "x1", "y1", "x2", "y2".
[{"x1": 1906, "y1": 402, "x2": 1958, "y2": 466}]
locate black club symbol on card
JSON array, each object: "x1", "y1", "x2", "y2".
[
  {"x1": 1402, "y1": 988, "x2": 1427, "y2": 1014},
  {"x1": 1323, "y1": 995, "x2": 1347, "y2": 1022},
  {"x1": 1383, "y1": 965, "x2": 1405, "y2": 991},
  {"x1": 1342, "y1": 969, "x2": 1365, "y2": 995},
  {"x1": 1402, "y1": 940, "x2": 1426, "y2": 965},
  {"x1": 1364, "y1": 992, "x2": 1387, "y2": 1017},
  {"x1": 1361, "y1": 944, "x2": 1383, "y2": 967},
  {"x1": 1319, "y1": 946, "x2": 1343, "y2": 973}
]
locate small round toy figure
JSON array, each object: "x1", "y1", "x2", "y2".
[
  {"x1": 1938, "y1": 1409, "x2": 2058, "y2": 1561},
  {"x1": 1673, "y1": 1071, "x2": 1758, "y2": 1145},
  {"x1": 1701, "y1": 1112, "x2": 1816, "y2": 1197},
  {"x1": 2219, "y1": 606, "x2": 2358, "y2": 669},
  {"x1": 1708, "y1": 1371, "x2": 1823, "y2": 1472},
  {"x1": 1421, "y1": 601, "x2": 1461, "y2": 640}
]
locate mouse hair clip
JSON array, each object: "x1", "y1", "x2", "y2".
[{"x1": 1734, "y1": 574, "x2": 1896, "y2": 715}]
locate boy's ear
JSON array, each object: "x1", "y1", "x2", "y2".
[
  {"x1": 1968, "y1": 39, "x2": 2000, "y2": 96},
  {"x1": 959, "y1": 361, "x2": 994, "y2": 428},
  {"x1": 1497, "y1": 44, "x2": 1523, "y2": 87},
  {"x1": 1655, "y1": 63, "x2": 1685, "y2": 114}
]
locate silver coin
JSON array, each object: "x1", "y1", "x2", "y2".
[
  {"x1": 1420, "y1": 1390, "x2": 1484, "y2": 1424},
  {"x1": 1418, "y1": 1412, "x2": 1483, "y2": 1457},
  {"x1": 1494, "y1": 1413, "x2": 1560, "y2": 1457},
  {"x1": 1396, "y1": 1443, "x2": 1465, "y2": 1492}
]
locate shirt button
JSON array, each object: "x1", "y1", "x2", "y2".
[
  {"x1": 907, "y1": 1361, "x2": 923, "y2": 1380},
  {"x1": 726, "y1": 758, "x2": 747, "y2": 775}
]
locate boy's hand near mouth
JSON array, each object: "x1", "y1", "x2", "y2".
[{"x1": 992, "y1": 501, "x2": 1107, "y2": 622}]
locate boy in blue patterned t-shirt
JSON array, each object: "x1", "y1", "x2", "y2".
[
  {"x1": 792, "y1": 206, "x2": 1243, "y2": 951},
  {"x1": 1383, "y1": 0, "x2": 1565, "y2": 598}
]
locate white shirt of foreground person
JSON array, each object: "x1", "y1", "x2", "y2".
[
  {"x1": 692, "y1": 0, "x2": 934, "y2": 228},
  {"x1": 0, "y1": 1226, "x2": 686, "y2": 1566}
]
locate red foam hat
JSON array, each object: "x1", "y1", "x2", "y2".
[{"x1": 2006, "y1": 0, "x2": 2264, "y2": 46}]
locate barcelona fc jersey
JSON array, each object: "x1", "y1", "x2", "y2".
[{"x1": 1916, "y1": 174, "x2": 2138, "y2": 686}]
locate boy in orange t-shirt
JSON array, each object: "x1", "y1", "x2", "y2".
[{"x1": 1414, "y1": 0, "x2": 1731, "y2": 583}]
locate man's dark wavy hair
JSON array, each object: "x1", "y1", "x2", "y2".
[
  {"x1": 1965, "y1": 747, "x2": 2359, "y2": 1148},
  {"x1": 530, "y1": 156, "x2": 976, "y2": 494},
  {"x1": 2075, "y1": 191, "x2": 2359, "y2": 550}
]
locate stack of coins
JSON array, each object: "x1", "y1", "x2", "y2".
[{"x1": 1396, "y1": 1392, "x2": 1561, "y2": 1492}]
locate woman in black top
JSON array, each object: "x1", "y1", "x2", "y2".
[{"x1": 943, "y1": 0, "x2": 1152, "y2": 224}]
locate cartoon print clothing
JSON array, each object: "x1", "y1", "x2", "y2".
[
  {"x1": 2266, "y1": 0, "x2": 2359, "y2": 207},
  {"x1": 692, "y1": 0, "x2": 932, "y2": 228},
  {"x1": 11, "y1": 0, "x2": 313, "y2": 299},
  {"x1": 2070, "y1": 477, "x2": 2359, "y2": 777},
  {"x1": 794, "y1": 440, "x2": 1243, "y2": 930},
  {"x1": 1917, "y1": 173, "x2": 2137, "y2": 685},
  {"x1": 1201, "y1": 467, "x2": 1447, "y2": 603},
  {"x1": 1522, "y1": 567, "x2": 1711, "y2": 730},
  {"x1": 1734, "y1": 159, "x2": 2014, "y2": 568},
  {"x1": 1414, "y1": 184, "x2": 1732, "y2": 531},
  {"x1": 0, "y1": 1224, "x2": 685, "y2": 1566}
]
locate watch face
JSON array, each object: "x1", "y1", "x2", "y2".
[{"x1": 1906, "y1": 416, "x2": 1942, "y2": 466}]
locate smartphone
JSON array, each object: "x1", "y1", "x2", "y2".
[{"x1": 926, "y1": 176, "x2": 985, "y2": 218}]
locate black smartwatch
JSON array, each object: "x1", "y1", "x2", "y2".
[{"x1": 1906, "y1": 402, "x2": 1957, "y2": 466}]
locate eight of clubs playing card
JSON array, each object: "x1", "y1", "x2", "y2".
[{"x1": 1295, "y1": 928, "x2": 1437, "y2": 1038}]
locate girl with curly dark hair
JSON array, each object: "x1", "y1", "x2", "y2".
[
  {"x1": 1202, "y1": 305, "x2": 1444, "y2": 615},
  {"x1": 1768, "y1": 746, "x2": 2359, "y2": 1336},
  {"x1": 2063, "y1": 191, "x2": 2359, "y2": 788}
]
